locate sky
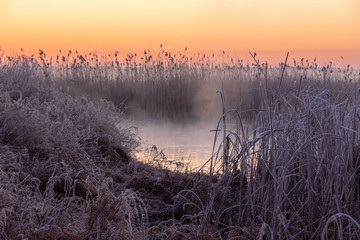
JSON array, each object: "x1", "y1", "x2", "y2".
[{"x1": 0, "y1": 0, "x2": 359, "y2": 64}]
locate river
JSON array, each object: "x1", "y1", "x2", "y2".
[{"x1": 125, "y1": 119, "x2": 219, "y2": 170}]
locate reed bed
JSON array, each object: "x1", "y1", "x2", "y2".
[
  {"x1": 0, "y1": 50, "x2": 360, "y2": 239},
  {"x1": 195, "y1": 61, "x2": 360, "y2": 239},
  {"x1": 3, "y1": 49, "x2": 357, "y2": 121}
]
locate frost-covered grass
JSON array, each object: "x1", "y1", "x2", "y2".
[
  {"x1": 0, "y1": 56, "x2": 146, "y2": 239},
  {"x1": 1, "y1": 51, "x2": 360, "y2": 239}
]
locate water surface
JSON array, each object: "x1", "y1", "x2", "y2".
[{"x1": 126, "y1": 119, "x2": 217, "y2": 169}]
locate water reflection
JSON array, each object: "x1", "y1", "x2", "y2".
[{"x1": 126, "y1": 120, "x2": 216, "y2": 169}]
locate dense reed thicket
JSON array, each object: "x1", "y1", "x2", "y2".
[
  {"x1": 196, "y1": 66, "x2": 360, "y2": 239},
  {"x1": 6, "y1": 49, "x2": 357, "y2": 121},
  {"x1": 1, "y1": 50, "x2": 360, "y2": 239}
]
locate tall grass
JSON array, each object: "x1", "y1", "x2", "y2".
[
  {"x1": 191, "y1": 63, "x2": 360, "y2": 239},
  {"x1": 0, "y1": 55, "x2": 146, "y2": 239},
  {"x1": 4, "y1": 50, "x2": 357, "y2": 121},
  {"x1": 1, "y1": 50, "x2": 360, "y2": 239}
]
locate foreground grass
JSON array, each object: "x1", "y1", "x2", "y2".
[{"x1": 1, "y1": 52, "x2": 360, "y2": 239}]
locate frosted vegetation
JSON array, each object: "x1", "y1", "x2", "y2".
[{"x1": 0, "y1": 49, "x2": 360, "y2": 239}]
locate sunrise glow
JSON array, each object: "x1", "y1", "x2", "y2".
[{"x1": 0, "y1": 0, "x2": 359, "y2": 64}]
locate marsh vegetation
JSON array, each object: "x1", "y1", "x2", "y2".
[{"x1": 1, "y1": 50, "x2": 360, "y2": 239}]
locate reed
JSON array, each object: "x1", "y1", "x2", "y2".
[
  {"x1": 0, "y1": 51, "x2": 360, "y2": 239},
  {"x1": 4, "y1": 50, "x2": 358, "y2": 122}
]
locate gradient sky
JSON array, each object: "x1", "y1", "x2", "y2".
[{"x1": 0, "y1": 0, "x2": 359, "y2": 55}]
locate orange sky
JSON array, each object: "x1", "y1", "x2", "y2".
[{"x1": 0, "y1": 0, "x2": 359, "y2": 62}]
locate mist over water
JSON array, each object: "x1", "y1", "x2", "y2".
[
  {"x1": 121, "y1": 77, "x2": 227, "y2": 169},
  {"x1": 125, "y1": 96, "x2": 246, "y2": 170},
  {"x1": 123, "y1": 78, "x2": 242, "y2": 169}
]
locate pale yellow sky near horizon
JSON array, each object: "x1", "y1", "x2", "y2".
[{"x1": 0, "y1": 0, "x2": 359, "y2": 56}]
